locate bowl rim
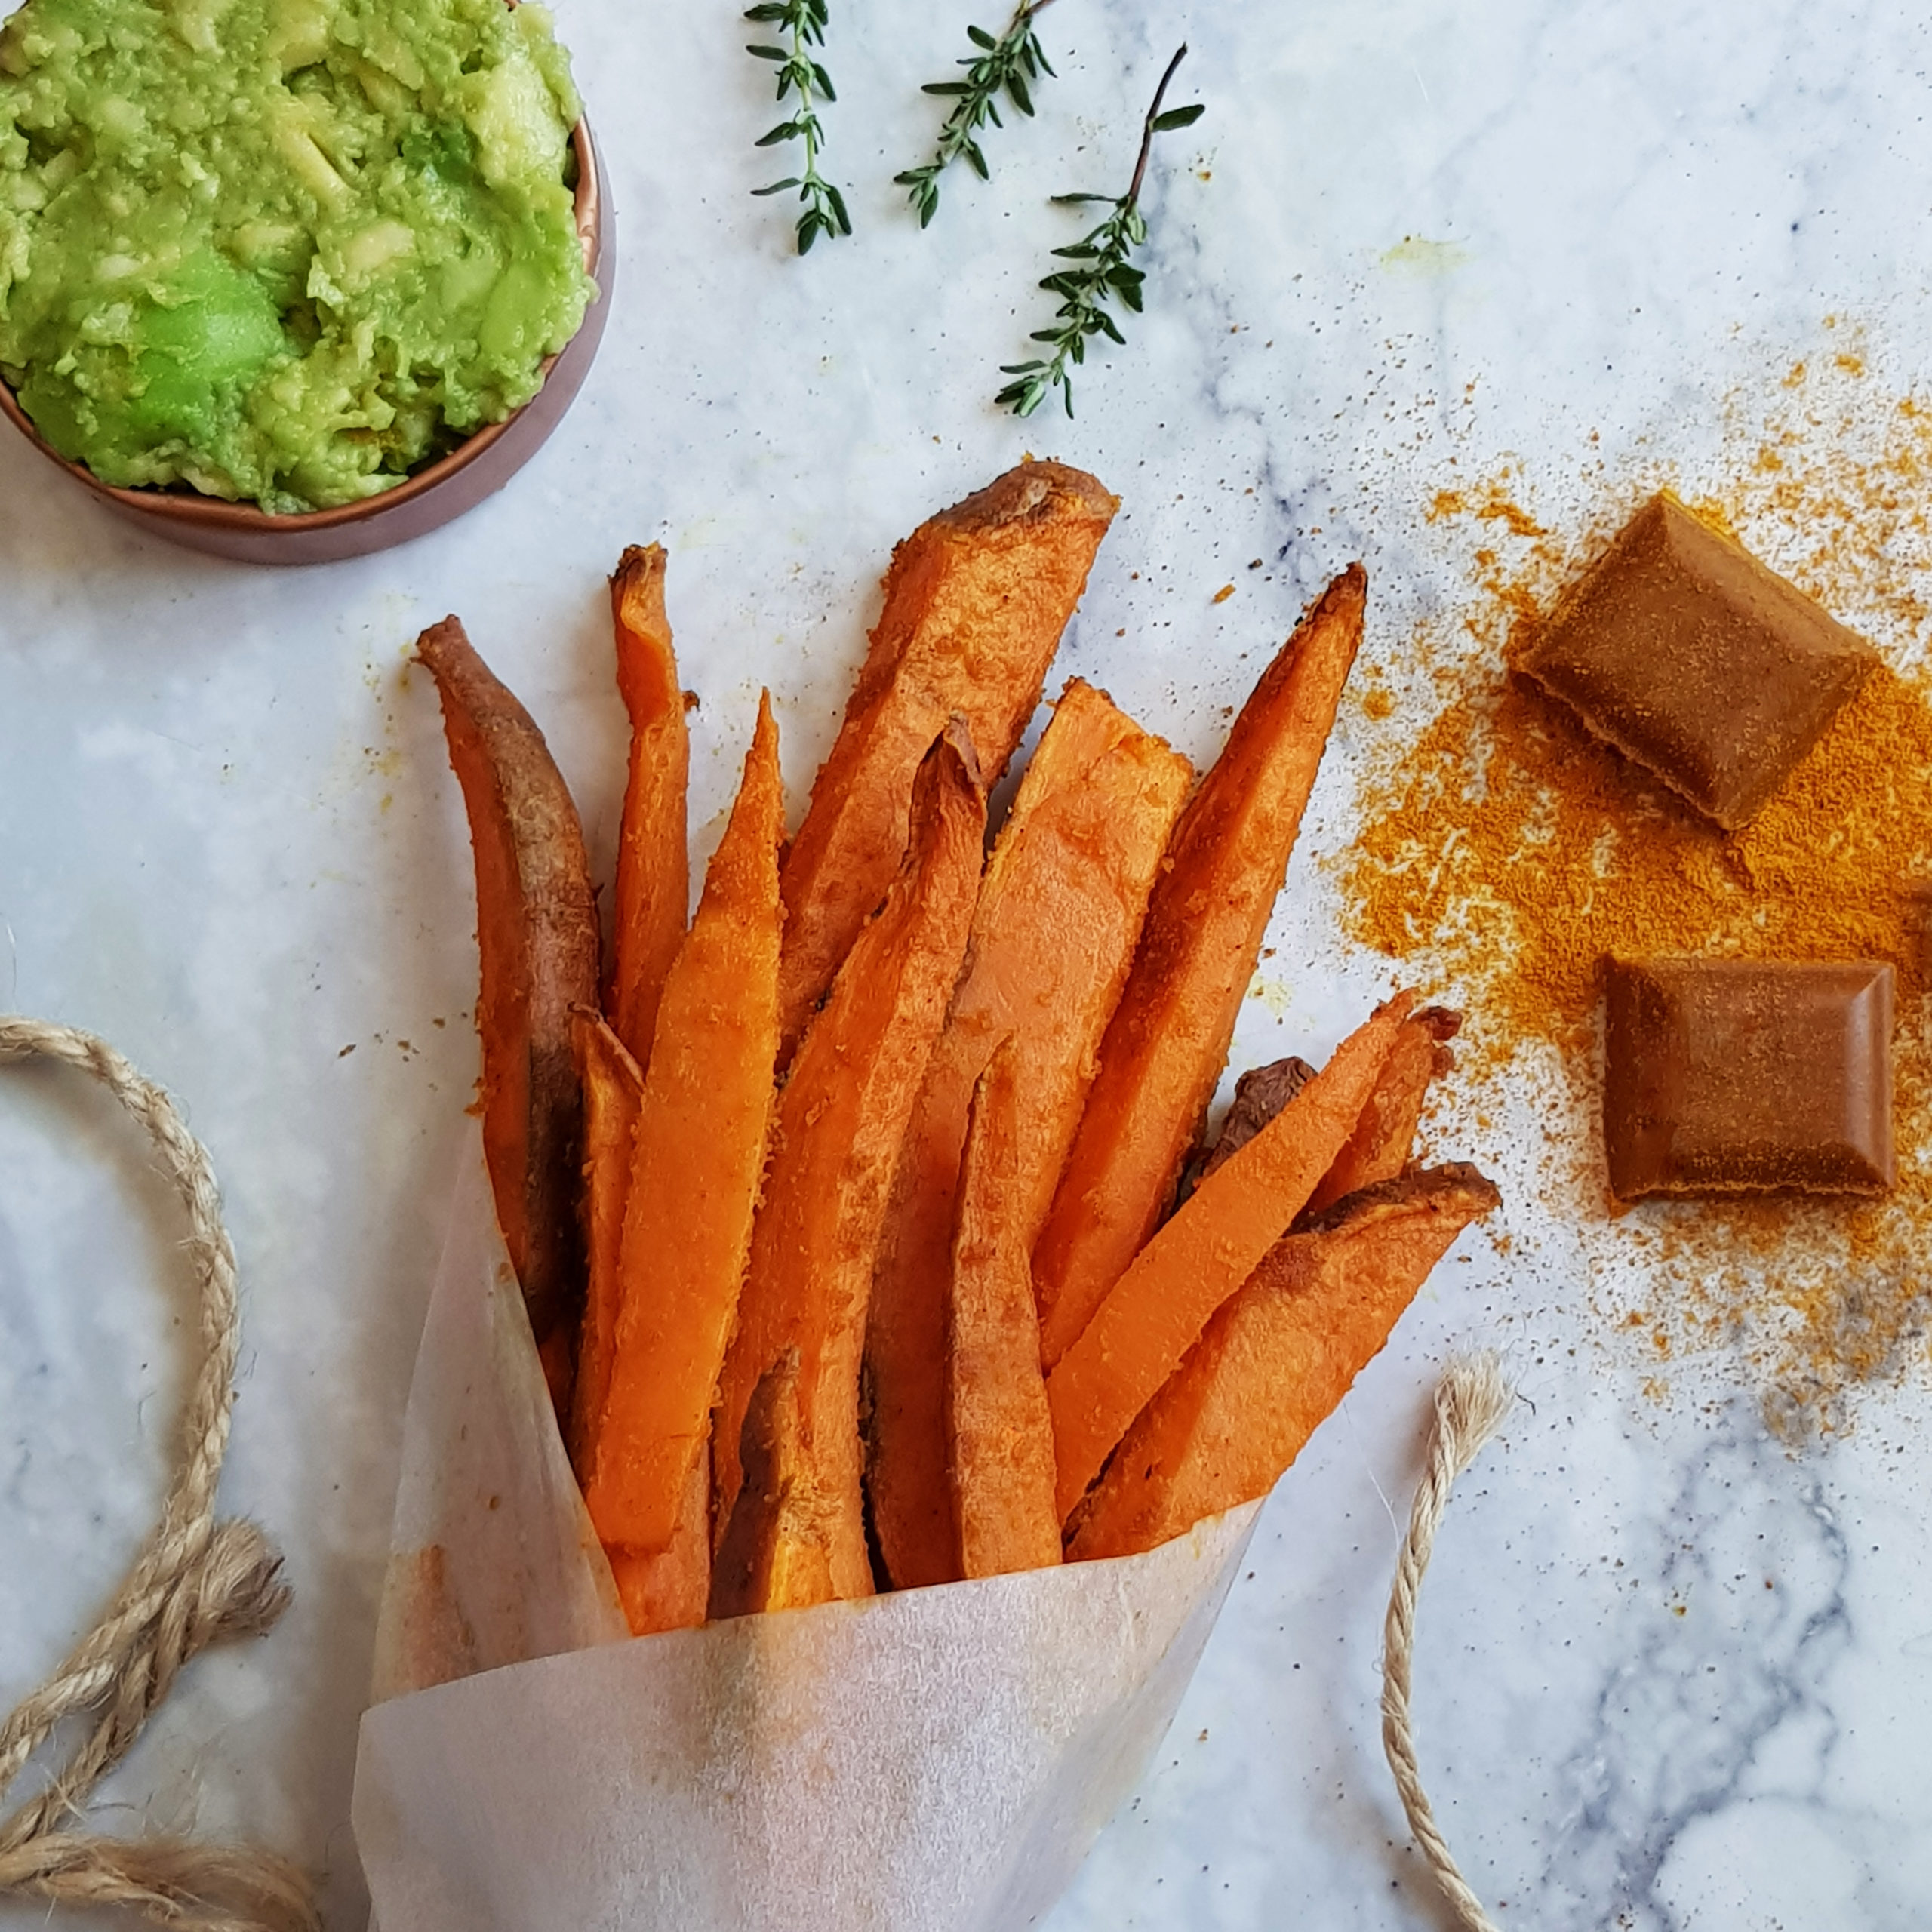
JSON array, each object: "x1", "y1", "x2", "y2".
[{"x1": 0, "y1": 115, "x2": 603, "y2": 534}]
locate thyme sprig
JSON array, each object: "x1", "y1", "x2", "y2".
[
  {"x1": 995, "y1": 44, "x2": 1203, "y2": 417},
  {"x1": 746, "y1": 0, "x2": 852, "y2": 254},
  {"x1": 896, "y1": 0, "x2": 1059, "y2": 228}
]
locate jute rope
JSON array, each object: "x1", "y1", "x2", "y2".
[
  {"x1": 1380, "y1": 1352, "x2": 1515, "y2": 1932},
  {"x1": 0, "y1": 1017, "x2": 318, "y2": 1932}
]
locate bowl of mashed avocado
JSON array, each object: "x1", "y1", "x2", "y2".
[{"x1": 0, "y1": 0, "x2": 610, "y2": 562}]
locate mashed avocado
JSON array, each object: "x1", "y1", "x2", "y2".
[{"x1": 0, "y1": 0, "x2": 595, "y2": 511}]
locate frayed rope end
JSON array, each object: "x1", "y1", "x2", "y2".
[{"x1": 0, "y1": 1830, "x2": 320, "y2": 1932}]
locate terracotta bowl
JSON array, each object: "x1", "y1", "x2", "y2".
[{"x1": 0, "y1": 119, "x2": 611, "y2": 566}]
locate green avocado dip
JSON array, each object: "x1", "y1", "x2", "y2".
[{"x1": 0, "y1": 0, "x2": 595, "y2": 512}]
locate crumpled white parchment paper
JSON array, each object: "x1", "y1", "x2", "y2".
[{"x1": 350, "y1": 1129, "x2": 1260, "y2": 1932}]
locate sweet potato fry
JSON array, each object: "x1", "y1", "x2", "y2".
[
  {"x1": 713, "y1": 728, "x2": 987, "y2": 1608},
  {"x1": 1046, "y1": 991, "x2": 1414, "y2": 1521},
  {"x1": 775, "y1": 461, "x2": 1118, "y2": 1057},
  {"x1": 608, "y1": 545, "x2": 691, "y2": 1066},
  {"x1": 1033, "y1": 566, "x2": 1367, "y2": 1372},
  {"x1": 865, "y1": 679, "x2": 1191, "y2": 1588},
  {"x1": 607, "y1": 1453, "x2": 711, "y2": 1635},
  {"x1": 708, "y1": 1352, "x2": 835, "y2": 1620},
  {"x1": 568, "y1": 1011, "x2": 644, "y2": 1471},
  {"x1": 946, "y1": 1041, "x2": 1063, "y2": 1580},
  {"x1": 1066, "y1": 1164, "x2": 1501, "y2": 1561},
  {"x1": 1301, "y1": 1005, "x2": 1460, "y2": 1219},
  {"x1": 579, "y1": 696, "x2": 785, "y2": 1555},
  {"x1": 418, "y1": 615, "x2": 600, "y2": 1355}
]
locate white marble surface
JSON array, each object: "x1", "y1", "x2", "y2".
[{"x1": 8, "y1": 0, "x2": 1932, "y2": 1925}]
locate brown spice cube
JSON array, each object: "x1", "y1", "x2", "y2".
[
  {"x1": 1602, "y1": 957, "x2": 1894, "y2": 1200},
  {"x1": 1521, "y1": 494, "x2": 1877, "y2": 829}
]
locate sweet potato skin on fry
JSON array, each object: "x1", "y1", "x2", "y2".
[
  {"x1": 1047, "y1": 990, "x2": 1414, "y2": 1521},
  {"x1": 568, "y1": 1011, "x2": 645, "y2": 1472},
  {"x1": 580, "y1": 696, "x2": 785, "y2": 1555},
  {"x1": 947, "y1": 1042, "x2": 1063, "y2": 1580},
  {"x1": 608, "y1": 545, "x2": 691, "y2": 1067},
  {"x1": 1033, "y1": 566, "x2": 1367, "y2": 1372},
  {"x1": 865, "y1": 678, "x2": 1190, "y2": 1589},
  {"x1": 418, "y1": 615, "x2": 600, "y2": 1354},
  {"x1": 709, "y1": 1352, "x2": 836, "y2": 1620},
  {"x1": 776, "y1": 461, "x2": 1118, "y2": 1057},
  {"x1": 1066, "y1": 1164, "x2": 1500, "y2": 1561},
  {"x1": 1302, "y1": 1005, "x2": 1460, "y2": 1219},
  {"x1": 1176, "y1": 1055, "x2": 1317, "y2": 1204},
  {"x1": 714, "y1": 728, "x2": 987, "y2": 1607}
]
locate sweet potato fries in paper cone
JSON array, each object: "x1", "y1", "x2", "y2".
[
  {"x1": 356, "y1": 1172, "x2": 1260, "y2": 1932},
  {"x1": 370, "y1": 460, "x2": 1497, "y2": 1930}
]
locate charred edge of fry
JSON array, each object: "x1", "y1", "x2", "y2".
[
  {"x1": 610, "y1": 546, "x2": 680, "y2": 717},
  {"x1": 1184, "y1": 1055, "x2": 1319, "y2": 1198},
  {"x1": 857, "y1": 1357, "x2": 894, "y2": 1594},
  {"x1": 1418, "y1": 1004, "x2": 1460, "y2": 1084},
  {"x1": 707, "y1": 1350, "x2": 832, "y2": 1620},
  {"x1": 938, "y1": 712, "x2": 986, "y2": 795},
  {"x1": 1295, "y1": 1159, "x2": 1500, "y2": 1235},
  {"x1": 929, "y1": 458, "x2": 1120, "y2": 534},
  {"x1": 416, "y1": 614, "x2": 598, "y2": 1355}
]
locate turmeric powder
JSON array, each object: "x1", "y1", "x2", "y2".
[{"x1": 1346, "y1": 662, "x2": 1932, "y2": 1056}]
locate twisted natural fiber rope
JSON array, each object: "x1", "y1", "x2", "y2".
[
  {"x1": 0, "y1": 1017, "x2": 318, "y2": 1932},
  {"x1": 1380, "y1": 1352, "x2": 1515, "y2": 1932}
]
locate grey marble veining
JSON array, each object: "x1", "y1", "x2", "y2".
[{"x1": 8, "y1": 0, "x2": 1932, "y2": 1925}]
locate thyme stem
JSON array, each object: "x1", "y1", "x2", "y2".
[
  {"x1": 896, "y1": 0, "x2": 1060, "y2": 228},
  {"x1": 1126, "y1": 42, "x2": 1189, "y2": 206},
  {"x1": 995, "y1": 43, "x2": 1204, "y2": 417},
  {"x1": 746, "y1": 0, "x2": 853, "y2": 253}
]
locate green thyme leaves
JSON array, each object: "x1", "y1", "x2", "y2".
[
  {"x1": 746, "y1": 0, "x2": 852, "y2": 253},
  {"x1": 896, "y1": 0, "x2": 1059, "y2": 227},
  {"x1": 997, "y1": 45, "x2": 1202, "y2": 417},
  {"x1": 744, "y1": 11, "x2": 1205, "y2": 423}
]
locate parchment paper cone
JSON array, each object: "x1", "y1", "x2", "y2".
[{"x1": 352, "y1": 1133, "x2": 1261, "y2": 1932}]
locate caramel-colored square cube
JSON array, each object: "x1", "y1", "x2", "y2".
[
  {"x1": 1602, "y1": 957, "x2": 1894, "y2": 1200},
  {"x1": 1521, "y1": 496, "x2": 1876, "y2": 829}
]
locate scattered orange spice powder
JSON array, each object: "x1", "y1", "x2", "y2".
[
  {"x1": 1348, "y1": 660, "x2": 1932, "y2": 1054},
  {"x1": 1340, "y1": 352, "x2": 1932, "y2": 1435}
]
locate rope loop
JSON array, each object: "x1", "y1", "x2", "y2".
[
  {"x1": 1380, "y1": 1352, "x2": 1515, "y2": 1932},
  {"x1": 0, "y1": 1015, "x2": 318, "y2": 1932}
]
